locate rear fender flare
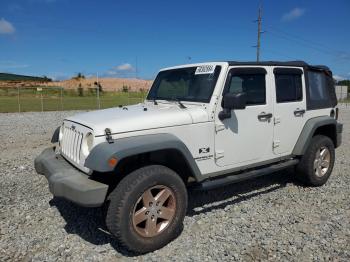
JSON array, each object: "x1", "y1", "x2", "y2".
[{"x1": 292, "y1": 116, "x2": 337, "y2": 155}]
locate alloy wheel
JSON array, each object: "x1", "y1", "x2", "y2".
[
  {"x1": 314, "y1": 146, "x2": 331, "y2": 177},
  {"x1": 132, "y1": 185, "x2": 176, "y2": 237}
]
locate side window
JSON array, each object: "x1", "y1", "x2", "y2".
[
  {"x1": 227, "y1": 71, "x2": 266, "y2": 106},
  {"x1": 306, "y1": 70, "x2": 335, "y2": 110},
  {"x1": 308, "y1": 71, "x2": 327, "y2": 100},
  {"x1": 275, "y1": 73, "x2": 303, "y2": 103}
]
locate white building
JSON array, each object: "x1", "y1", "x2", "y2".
[{"x1": 335, "y1": 85, "x2": 348, "y2": 100}]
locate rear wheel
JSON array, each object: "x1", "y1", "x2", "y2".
[
  {"x1": 296, "y1": 135, "x2": 335, "y2": 186},
  {"x1": 106, "y1": 165, "x2": 187, "y2": 254}
]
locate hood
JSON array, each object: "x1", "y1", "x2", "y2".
[{"x1": 65, "y1": 103, "x2": 209, "y2": 136}]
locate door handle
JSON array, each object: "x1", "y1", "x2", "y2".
[
  {"x1": 294, "y1": 108, "x2": 305, "y2": 116},
  {"x1": 257, "y1": 112, "x2": 273, "y2": 121}
]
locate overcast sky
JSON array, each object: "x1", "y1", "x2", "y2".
[{"x1": 0, "y1": 0, "x2": 349, "y2": 80}]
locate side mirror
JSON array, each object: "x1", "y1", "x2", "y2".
[
  {"x1": 222, "y1": 92, "x2": 247, "y2": 110},
  {"x1": 219, "y1": 92, "x2": 246, "y2": 120}
]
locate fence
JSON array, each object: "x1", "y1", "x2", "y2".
[
  {"x1": 1, "y1": 85, "x2": 349, "y2": 113},
  {"x1": 335, "y1": 85, "x2": 349, "y2": 107},
  {"x1": 0, "y1": 86, "x2": 147, "y2": 113},
  {"x1": 336, "y1": 85, "x2": 348, "y2": 100}
]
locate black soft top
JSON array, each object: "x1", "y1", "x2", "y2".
[{"x1": 227, "y1": 61, "x2": 331, "y2": 72}]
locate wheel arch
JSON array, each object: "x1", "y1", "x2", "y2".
[
  {"x1": 293, "y1": 116, "x2": 338, "y2": 156},
  {"x1": 85, "y1": 133, "x2": 203, "y2": 182}
]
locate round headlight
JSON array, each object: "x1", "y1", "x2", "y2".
[
  {"x1": 82, "y1": 132, "x2": 94, "y2": 157},
  {"x1": 59, "y1": 123, "x2": 64, "y2": 143}
]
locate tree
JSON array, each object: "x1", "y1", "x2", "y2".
[
  {"x1": 72, "y1": 72, "x2": 85, "y2": 80},
  {"x1": 94, "y1": 81, "x2": 103, "y2": 93},
  {"x1": 337, "y1": 80, "x2": 350, "y2": 87},
  {"x1": 77, "y1": 72, "x2": 85, "y2": 79},
  {"x1": 42, "y1": 75, "x2": 52, "y2": 82}
]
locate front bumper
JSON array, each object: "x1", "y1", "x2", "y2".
[{"x1": 34, "y1": 147, "x2": 108, "y2": 207}]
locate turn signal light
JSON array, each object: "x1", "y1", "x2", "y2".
[{"x1": 108, "y1": 157, "x2": 118, "y2": 167}]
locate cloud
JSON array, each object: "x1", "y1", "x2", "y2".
[
  {"x1": 0, "y1": 18, "x2": 15, "y2": 34},
  {"x1": 282, "y1": 8, "x2": 305, "y2": 22},
  {"x1": 336, "y1": 52, "x2": 350, "y2": 60},
  {"x1": 114, "y1": 63, "x2": 135, "y2": 71},
  {"x1": 333, "y1": 75, "x2": 345, "y2": 81},
  {"x1": 106, "y1": 63, "x2": 136, "y2": 77},
  {"x1": 0, "y1": 61, "x2": 28, "y2": 69},
  {"x1": 107, "y1": 70, "x2": 117, "y2": 76},
  {"x1": 47, "y1": 72, "x2": 69, "y2": 81}
]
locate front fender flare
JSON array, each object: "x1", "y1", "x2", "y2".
[
  {"x1": 51, "y1": 126, "x2": 60, "y2": 143},
  {"x1": 84, "y1": 133, "x2": 203, "y2": 181}
]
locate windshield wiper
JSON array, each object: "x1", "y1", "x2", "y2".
[
  {"x1": 147, "y1": 97, "x2": 158, "y2": 105},
  {"x1": 170, "y1": 98, "x2": 187, "y2": 109}
]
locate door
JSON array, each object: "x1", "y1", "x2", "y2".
[
  {"x1": 214, "y1": 67, "x2": 274, "y2": 167},
  {"x1": 272, "y1": 67, "x2": 307, "y2": 155}
]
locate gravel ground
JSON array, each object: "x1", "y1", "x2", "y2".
[{"x1": 0, "y1": 107, "x2": 349, "y2": 261}]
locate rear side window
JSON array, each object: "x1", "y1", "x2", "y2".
[
  {"x1": 274, "y1": 68, "x2": 303, "y2": 103},
  {"x1": 306, "y1": 70, "x2": 336, "y2": 109},
  {"x1": 227, "y1": 68, "x2": 266, "y2": 106},
  {"x1": 308, "y1": 71, "x2": 328, "y2": 100}
]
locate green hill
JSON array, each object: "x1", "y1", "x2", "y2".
[{"x1": 0, "y1": 73, "x2": 52, "y2": 82}]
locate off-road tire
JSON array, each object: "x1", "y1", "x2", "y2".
[
  {"x1": 106, "y1": 165, "x2": 187, "y2": 254},
  {"x1": 296, "y1": 135, "x2": 335, "y2": 186}
]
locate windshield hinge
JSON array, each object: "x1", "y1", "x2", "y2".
[{"x1": 105, "y1": 128, "x2": 114, "y2": 144}]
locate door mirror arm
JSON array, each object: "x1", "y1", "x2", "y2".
[{"x1": 218, "y1": 108, "x2": 231, "y2": 120}]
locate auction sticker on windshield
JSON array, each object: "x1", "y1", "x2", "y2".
[{"x1": 195, "y1": 65, "x2": 216, "y2": 75}]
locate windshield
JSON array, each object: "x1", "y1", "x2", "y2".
[{"x1": 147, "y1": 65, "x2": 221, "y2": 103}]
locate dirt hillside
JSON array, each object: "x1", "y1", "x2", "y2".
[
  {"x1": 47, "y1": 77, "x2": 153, "y2": 92},
  {"x1": 0, "y1": 77, "x2": 153, "y2": 92}
]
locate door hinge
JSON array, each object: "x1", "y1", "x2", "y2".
[
  {"x1": 215, "y1": 124, "x2": 225, "y2": 132},
  {"x1": 273, "y1": 140, "x2": 280, "y2": 148},
  {"x1": 215, "y1": 150, "x2": 224, "y2": 160},
  {"x1": 274, "y1": 117, "x2": 281, "y2": 125}
]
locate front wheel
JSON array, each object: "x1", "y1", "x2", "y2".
[
  {"x1": 106, "y1": 165, "x2": 187, "y2": 254},
  {"x1": 296, "y1": 135, "x2": 335, "y2": 186}
]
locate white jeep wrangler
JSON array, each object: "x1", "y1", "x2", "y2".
[{"x1": 35, "y1": 61, "x2": 343, "y2": 253}]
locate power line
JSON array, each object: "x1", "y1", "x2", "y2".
[
  {"x1": 264, "y1": 25, "x2": 350, "y2": 62},
  {"x1": 265, "y1": 25, "x2": 349, "y2": 55},
  {"x1": 261, "y1": 47, "x2": 301, "y2": 60}
]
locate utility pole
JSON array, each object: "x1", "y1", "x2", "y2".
[
  {"x1": 135, "y1": 57, "x2": 138, "y2": 79},
  {"x1": 17, "y1": 86, "x2": 21, "y2": 113},
  {"x1": 256, "y1": 5, "x2": 262, "y2": 62},
  {"x1": 96, "y1": 72, "x2": 101, "y2": 109}
]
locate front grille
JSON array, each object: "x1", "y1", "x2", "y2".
[{"x1": 61, "y1": 126, "x2": 83, "y2": 163}]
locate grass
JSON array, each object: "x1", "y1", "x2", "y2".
[{"x1": 0, "y1": 88, "x2": 146, "y2": 113}]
